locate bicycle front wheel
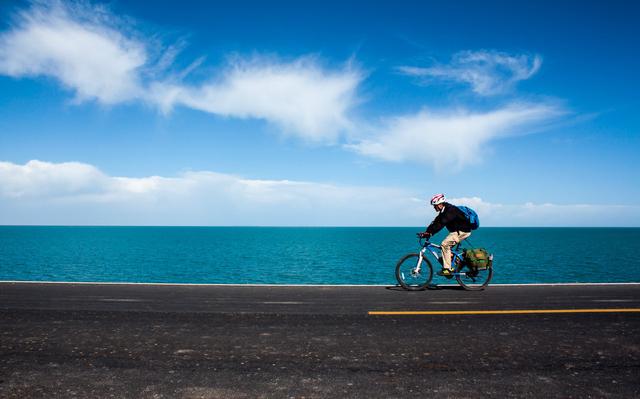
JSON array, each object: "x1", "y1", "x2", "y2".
[
  {"x1": 455, "y1": 264, "x2": 493, "y2": 291},
  {"x1": 395, "y1": 253, "x2": 433, "y2": 291}
]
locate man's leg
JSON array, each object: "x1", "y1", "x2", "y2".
[{"x1": 441, "y1": 232, "x2": 471, "y2": 271}]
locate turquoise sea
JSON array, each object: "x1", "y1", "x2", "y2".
[{"x1": 1, "y1": 226, "x2": 639, "y2": 284}]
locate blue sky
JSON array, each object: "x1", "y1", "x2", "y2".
[{"x1": 0, "y1": 0, "x2": 639, "y2": 226}]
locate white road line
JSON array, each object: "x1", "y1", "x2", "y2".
[
  {"x1": 0, "y1": 280, "x2": 387, "y2": 287},
  {"x1": 0, "y1": 280, "x2": 639, "y2": 287},
  {"x1": 490, "y1": 283, "x2": 640, "y2": 286}
]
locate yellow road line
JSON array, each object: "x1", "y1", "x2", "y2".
[{"x1": 368, "y1": 308, "x2": 640, "y2": 315}]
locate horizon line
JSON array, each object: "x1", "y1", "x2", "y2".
[{"x1": 1, "y1": 225, "x2": 639, "y2": 228}]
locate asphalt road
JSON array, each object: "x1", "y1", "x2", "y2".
[{"x1": 1, "y1": 282, "x2": 639, "y2": 398}]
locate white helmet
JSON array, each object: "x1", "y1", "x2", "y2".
[{"x1": 430, "y1": 193, "x2": 446, "y2": 205}]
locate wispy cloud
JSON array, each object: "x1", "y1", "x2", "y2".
[
  {"x1": 151, "y1": 56, "x2": 361, "y2": 143},
  {"x1": 0, "y1": 0, "x2": 146, "y2": 103},
  {"x1": 398, "y1": 50, "x2": 542, "y2": 95},
  {"x1": 0, "y1": 1, "x2": 362, "y2": 142},
  {"x1": 348, "y1": 102, "x2": 565, "y2": 170},
  {"x1": 1, "y1": 160, "x2": 637, "y2": 226}
]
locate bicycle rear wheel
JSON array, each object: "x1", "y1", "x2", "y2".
[
  {"x1": 395, "y1": 253, "x2": 433, "y2": 291},
  {"x1": 455, "y1": 264, "x2": 493, "y2": 291}
]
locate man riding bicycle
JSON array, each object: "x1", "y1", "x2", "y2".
[{"x1": 418, "y1": 194, "x2": 472, "y2": 277}]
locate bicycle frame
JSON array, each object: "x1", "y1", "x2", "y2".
[{"x1": 415, "y1": 239, "x2": 465, "y2": 276}]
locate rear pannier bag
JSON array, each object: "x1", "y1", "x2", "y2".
[{"x1": 463, "y1": 248, "x2": 493, "y2": 270}]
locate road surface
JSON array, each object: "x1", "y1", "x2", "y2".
[{"x1": 1, "y1": 282, "x2": 639, "y2": 398}]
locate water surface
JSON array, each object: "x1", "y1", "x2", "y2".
[{"x1": 1, "y1": 226, "x2": 638, "y2": 284}]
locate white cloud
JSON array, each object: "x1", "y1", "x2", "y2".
[
  {"x1": 151, "y1": 56, "x2": 362, "y2": 143},
  {"x1": 0, "y1": 160, "x2": 108, "y2": 198},
  {"x1": 348, "y1": 102, "x2": 564, "y2": 170},
  {"x1": 450, "y1": 196, "x2": 640, "y2": 227},
  {"x1": 0, "y1": 160, "x2": 422, "y2": 226},
  {"x1": 398, "y1": 50, "x2": 542, "y2": 95},
  {"x1": 0, "y1": 1, "x2": 362, "y2": 142},
  {"x1": 0, "y1": 1, "x2": 146, "y2": 103},
  {"x1": 1, "y1": 160, "x2": 638, "y2": 227}
]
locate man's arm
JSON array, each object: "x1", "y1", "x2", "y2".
[
  {"x1": 425, "y1": 207, "x2": 455, "y2": 236},
  {"x1": 425, "y1": 213, "x2": 444, "y2": 236}
]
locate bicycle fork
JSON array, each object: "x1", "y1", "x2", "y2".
[{"x1": 412, "y1": 249, "x2": 426, "y2": 276}]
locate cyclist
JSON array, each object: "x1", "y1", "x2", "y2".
[{"x1": 418, "y1": 194, "x2": 472, "y2": 276}]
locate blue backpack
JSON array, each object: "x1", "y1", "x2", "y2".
[{"x1": 457, "y1": 206, "x2": 480, "y2": 230}]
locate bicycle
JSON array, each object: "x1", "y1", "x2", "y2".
[{"x1": 395, "y1": 236, "x2": 493, "y2": 291}]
